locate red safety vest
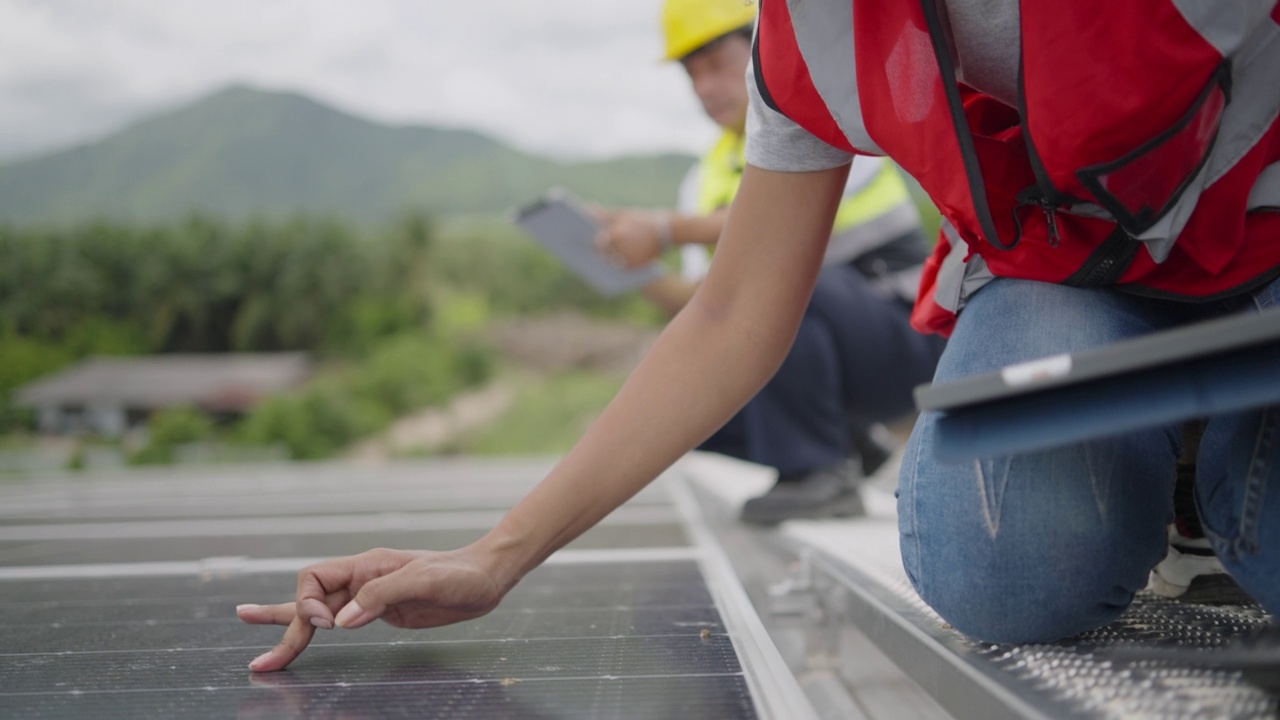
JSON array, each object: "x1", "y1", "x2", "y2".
[{"x1": 754, "y1": 0, "x2": 1280, "y2": 335}]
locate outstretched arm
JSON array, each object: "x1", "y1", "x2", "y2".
[{"x1": 238, "y1": 162, "x2": 851, "y2": 671}]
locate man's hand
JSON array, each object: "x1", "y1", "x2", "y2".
[
  {"x1": 237, "y1": 546, "x2": 508, "y2": 672},
  {"x1": 593, "y1": 209, "x2": 670, "y2": 269}
]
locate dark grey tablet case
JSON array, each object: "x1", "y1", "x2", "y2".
[
  {"x1": 513, "y1": 188, "x2": 665, "y2": 296},
  {"x1": 914, "y1": 309, "x2": 1280, "y2": 461}
]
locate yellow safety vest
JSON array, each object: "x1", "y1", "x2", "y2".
[{"x1": 695, "y1": 130, "x2": 914, "y2": 235}]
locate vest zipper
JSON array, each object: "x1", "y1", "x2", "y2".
[
  {"x1": 1062, "y1": 225, "x2": 1141, "y2": 288},
  {"x1": 1016, "y1": 31, "x2": 1085, "y2": 249},
  {"x1": 1017, "y1": 47, "x2": 1135, "y2": 285},
  {"x1": 1012, "y1": 186, "x2": 1062, "y2": 247},
  {"x1": 1034, "y1": 195, "x2": 1061, "y2": 247}
]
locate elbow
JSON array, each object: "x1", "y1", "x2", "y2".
[{"x1": 684, "y1": 280, "x2": 802, "y2": 380}]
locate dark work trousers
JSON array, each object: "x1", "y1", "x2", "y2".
[{"x1": 698, "y1": 260, "x2": 947, "y2": 477}]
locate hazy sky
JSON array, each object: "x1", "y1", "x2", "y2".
[{"x1": 0, "y1": 0, "x2": 721, "y2": 162}]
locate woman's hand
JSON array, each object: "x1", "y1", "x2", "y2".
[{"x1": 237, "y1": 545, "x2": 510, "y2": 672}]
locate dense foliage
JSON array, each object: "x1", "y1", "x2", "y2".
[
  {"x1": 0, "y1": 214, "x2": 431, "y2": 354},
  {"x1": 432, "y1": 217, "x2": 663, "y2": 322},
  {"x1": 0, "y1": 211, "x2": 660, "y2": 459},
  {"x1": 234, "y1": 334, "x2": 493, "y2": 460}
]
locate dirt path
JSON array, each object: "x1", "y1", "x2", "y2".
[
  {"x1": 484, "y1": 311, "x2": 659, "y2": 375},
  {"x1": 347, "y1": 312, "x2": 659, "y2": 461},
  {"x1": 345, "y1": 382, "x2": 515, "y2": 462}
]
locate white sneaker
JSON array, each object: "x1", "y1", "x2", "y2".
[{"x1": 1147, "y1": 525, "x2": 1256, "y2": 605}]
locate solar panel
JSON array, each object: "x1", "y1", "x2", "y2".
[
  {"x1": 0, "y1": 561, "x2": 757, "y2": 719},
  {"x1": 0, "y1": 461, "x2": 780, "y2": 719},
  {"x1": 0, "y1": 523, "x2": 689, "y2": 566}
]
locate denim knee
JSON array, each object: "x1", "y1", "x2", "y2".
[
  {"x1": 899, "y1": 423, "x2": 1174, "y2": 644},
  {"x1": 905, "y1": 543, "x2": 1141, "y2": 644}
]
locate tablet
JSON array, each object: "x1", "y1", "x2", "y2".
[
  {"x1": 916, "y1": 309, "x2": 1280, "y2": 411},
  {"x1": 513, "y1": 188, "x2": 666, "y2": 296},
  {"x1": 913, "y1": 308, "x2": 1280, "y2": 461}
]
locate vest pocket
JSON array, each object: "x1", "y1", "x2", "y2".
[{"x1": 1076, "y1": 62, "x2": 1232, "y2": 237}]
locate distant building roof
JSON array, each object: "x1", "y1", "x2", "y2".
[{"x1": 14, "y1": 353, "x2": 312, "y2": 412}]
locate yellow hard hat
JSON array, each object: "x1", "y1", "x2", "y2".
[{"x1": 660, "y1": 0, "x2": 757, "y2": 61}]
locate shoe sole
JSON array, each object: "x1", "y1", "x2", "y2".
[{"x1": 1180, "y1": 574, "x2": 1259, "y2": 606}]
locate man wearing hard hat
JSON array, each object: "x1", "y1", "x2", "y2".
[{"x1": 595, "y1": 0, "x2": 945, "y2": 525}]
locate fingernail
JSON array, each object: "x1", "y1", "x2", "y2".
[
  {"x1": 236, "y1": 604, "x2": 257, "y2": 614},
  {"x1": 249, "y1": 652, "x2": 272, "y2": 671},
  {"x1": 310, "y1": 616, "x2": 333, "y2": 630},
  {"x1": 334, "y1": 601, "x2": 365, "y2": 628}
]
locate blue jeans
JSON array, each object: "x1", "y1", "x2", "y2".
[{"x1": 898, "y1": 276, "x2": 1280, "y2": 643}]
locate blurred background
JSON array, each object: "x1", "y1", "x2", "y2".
[{"x1": 0, "y1": 0, "x2": 936, "y2": 474}]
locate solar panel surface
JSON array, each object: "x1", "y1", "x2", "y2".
[{"x1": 0, "y1": 460, "x2": 765, "y2": 719}]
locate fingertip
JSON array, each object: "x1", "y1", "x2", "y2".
[
  {"x1": 248, "y1": 651, "x2": 277, "y2": 672},
  {"x1": 236, "y1": 604, "x2": 266, "y2": 624}
]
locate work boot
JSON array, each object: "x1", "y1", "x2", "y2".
[{"x1": 739, "y1": 461, "x2": 865, "y2": 526}]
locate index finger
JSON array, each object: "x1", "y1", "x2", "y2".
[
  {"x1": 237, "y1": 602, "x2": 296, "y2": 627},
  {"x1": 248, "y1": 614, "x2": 315, "y2": 672}
]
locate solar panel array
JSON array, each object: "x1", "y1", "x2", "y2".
[{"x1": 0, "y1": 460, "x2": 762, "y2": 719}]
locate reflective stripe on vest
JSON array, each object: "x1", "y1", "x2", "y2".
[
  {"x1": 697, "y1": 129, "x2": 915, "y2": 247},
  {"x1": 756, "y1": 0, "x2": 881, "y2": 154},
  {"x1": 825, "y1": 162, "x2": 922, "y2": 265}
]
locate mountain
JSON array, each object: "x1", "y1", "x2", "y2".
[{"x1": 0, "y1": 85, "x2": 696, "y2": 227}]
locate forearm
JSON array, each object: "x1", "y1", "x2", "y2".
[
  {"x1": 477, "y1": 164, "x2": 850, "y2": 588},
  {"x1": 480, "y1": 292, "x2": 788, "y2": 579},
  {"x1": 667, "y1": 207, "x2": 729, "y2": 247}
]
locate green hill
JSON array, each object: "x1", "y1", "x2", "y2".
[{"x1": 0, "y1": 85, "x2": 695, "y2": 227}]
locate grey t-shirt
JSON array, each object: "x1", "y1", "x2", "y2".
[{"x1": 746, "y1": 0, "x2": 1019, "y2": 172}]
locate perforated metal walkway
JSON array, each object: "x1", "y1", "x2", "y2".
[{"x1": 680, "y1": 450, "x2": 1280, "y2": 720}]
